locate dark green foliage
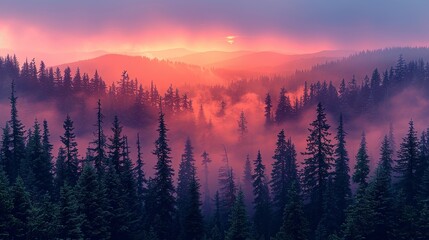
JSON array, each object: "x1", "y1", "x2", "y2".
[
  {"x1": 0, "y1": 169, "x2": 13, "y2": 238},
  {"x1": 28, "y1": 195, "x2": 58, "y2": 239},
  {"x1": 242, "y1": 154, "x2": 253, "y2": 213},
  {"x1": 333, "y1": 114, "x2": 351, "y2": 224},
  {"x1": 58, "y1": 182, "x2": 82, "y2": 239},
  {"x1": 275, "y1": 87, "x2": 292, "y2": 123},
  {"x1": 54, "y1": 147, "x2": 67, "y2": 194},
  {"x1": 380, "y1": 135, "x2": 393, "y2": 184},
  {"x1": 316, "y1": 177, "x2": 340, "y2": 240},
  {"x1": 1, "y1": 123, "x2": 13, "y2": 177},
  {"x1": 302, "y1": 102, "x2": 334, "y2": 225},
  {"x1": 151, "y1": 112, "x2": 176, "y2": 240},
  {"x1": 90, "y1": 99, "x2": 107, "y2": 174},
  {"x1": 252, "y1": 150, "x2": 271, "y2": 240},
  {"x1": 218, "y1": 148, "x2": 236, "y2": 230},
  {"x1": 353, "y1": 133, "x2": 370, "y2": 191},
  {"x1": 28, "y1": 120, "x2": 53, "y2": 197},
  {"x1": 76, "y1": 165, "x2": 109, "y2": 239},
  {"x1": 7, "y1": 80, "x2": 26, "y2": 182},
  {"x1": 274, "y1": 182, "x2": 309, "y2": 240},
  {"x1": 271, "y1": 129, "x2": 299, "y2": 231},
  {"x1": 10, "y1": 177, "x2": 31, "y2": 239},
  {"x1": 225, "y1": 190, "x2": 251, "y2": 240},
  {"x1": 108, "y1": 115, "x2": 124, "y2": 173},
  {"x1": 134, "y1": 133, "x2": 147, "y2": 202},
  {"x1": 395, "y1": 120, "x2": 420, "y2": 203},
  {"x1": 183, "y1": 176, "x2": 204, "y2": 240},
  {"x1": 60, "y1": 115, "x2": 80, "y2": 186}
]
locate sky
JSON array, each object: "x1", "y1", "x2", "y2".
[{"x1": 1, "y1": 0, "x2": 429, "y2": 59}]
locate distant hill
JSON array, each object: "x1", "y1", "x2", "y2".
[
  {"x1": 289, "y1": 47, "x2": 429, "y2": 88},
  {"x1": 55, "y1": 54, "x2": 224, "y2": 91}
]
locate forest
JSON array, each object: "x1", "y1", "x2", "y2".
[{"x1": 1, "y1": 52, "x2": 429, "y2": 240}]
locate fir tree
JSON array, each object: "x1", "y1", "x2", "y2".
[
  {"x1": 183, "y1": 175, "x2": 204, "y2": 240},
  {"x1": 76, "y1": 165, "x2": 109, "y2": 239},
  {"x1": 333, "y1": 114, "x2": 351, "y2": 224},
  {"x1": 225, "y1": 190, "x2": 251, "y2": 240},
  {"x1": 395, "y1": 120, "x2": 420, "y2": 203},
  {"x1": 379, "y1": 135, "x2": 393, "y2": 184},
  {"x1": 177, "y1": 138, "x2": 197, "y2": 238},
  {"x1": 108, "y1": 116, "x2": 124, "y2": 173},
  {"x1": 0, "y1": 124, "x2": 12, "y2": 175},
  {"x1": 252, "y1": 150, "x2": 271, "y2": 240},
  {"x1": 275, "y1": 87, "x2": 291, "y2": 123},
  {"x1": 274, "y1": 182, "x2": 309, "y2": 240},
  {"x1": 271, "y1": 130, "x2": 299, "y2": 230},
  {"x1": 91, "y1": 99, "x2": 107, "y2": 174},
  {"x1": 58, "y1": 182, "x2": 82, "y2": 239},
  {"x1": 353, "y1": 132, "x2": 370, "y2": 191},
  {"x1": 237, "y1": 110, "x2": 248, "y2": 139},
  {"x1": 201, "y1": 151, "x2": 212, "y2": 217},
  {"x1": 134, "y1": 133, "x2": 147, "y2": 202},
  {"x1": 10, "y1": 177, "x2": 31, "y2": 240},
  {"x1": 54, "y1": 147, "x2": 66, "y2": 192},
  {"x1": 218, "y1": 147, "x2": 236, "y2": 230},
  {"x1": 151, "y1": 112, "x2": 176, "y2": 240},
  {"x1": 0, "y1": 169, "x2": 13, "y2": 238},
  {"x1": 28, "y1": 195, "x2": 58, "y2": 239},
  {"x1": 242, "y1": 154, "x2": 253, "y2": 214},
  {"x1": 264, "y1": 93, "x2": 272, "y2": 126},
  {"x1": 302, "y1": 102, "x2": 334, "y2": 225},
  {"x1": 60, "y1": 115, "x2": 80, "y2": 186},
  {"x1": 7, "y1": 80, "x2": 26, "y2": 182}
]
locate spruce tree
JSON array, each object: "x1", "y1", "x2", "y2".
[
  {"x1": 271, "y1": 130, "x2": 299, "y2": 230},
  {"x1": 225, "y1": 190, "x2": 251, "y2": 240},
  {"x1": 302, "y1": 102, "x2": 334, "y2": 225},
  {"x1": 134, "y1": 133, "x2": 147, "y2": 203},
  {"x1": 60, "y1": 115, "x2": 80, "y2": 186},
  {"x1": 316, "y1": 177, "x2": 339, "y2": 240},
  {"x1": 274, "y1": 182, "x2": 309, "y2": 240},
  {"x1": 58, "y1": 182, "x2": 82, "y2": 239},
  {"x1": 264, "y1": 93, "x2": 272, "y2": 126},
  {"x1": 275, "y1": 87, "x2": 291, "y2": 123},
  {"x1": 0, "y1": 124, "x2": 12, "y2": 175},
  {"x1": 242, "y1": 154, "x2": 253, "y2": 214},
  {"x1": 395, "y1": 120, "x2": 420, "y2": 203},
  {"x1": 54, "y1": 147, "x2": 67, "y2": 193},
  {"x1": 183, "y1": 175, "x2": 204, "y2": 240},
  {"x1": 201, "y1": 150, "x2": 212, "y2": 217},
  {"x1": 353, "y1": 132, "x2": 370, "y2": 191},
  {"x1": 7, "y1": 80, "x2": 26, "y2": 182},
  {"x1": 0, "y1": 169, "x2": 13, "y2": 238},
  {"x1": 218, "y1": 147, "x2": 236, "y2": 229},
  {"x1": 379, "y1": 135, "x2": 393, "y2": 184},
  {"x1": 28, "y1": 195, "x2": 58, "y2": 239},
  {"x1": 90, "y1": 99, "x2": 107, "y2": 174},
  {"x1": 76, "y1": 165, "x2": 109, "y2": 239},
  {"x1": 108, "y1": 116, "x2": 124, "y2": 173},
  {"x1": 237, "y1": 110, "x2": 248, "y2": 139},
  {"x1": 41, "y1": 120, "x2": 53, "y2": 190},
  {"x1": 252, "y1": 150, "x2": 271, "y2": 240},
  {"x1": 10, "y1": 177, "x2": 31, "y2": 240},
  {"x1": 151, "y1": 112, "x2": 176, "y2": 240},
  {"x1": 333, "y1": 114, "x2": 351, "y2": 224}
]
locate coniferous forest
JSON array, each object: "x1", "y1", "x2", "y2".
[{"x1": 1, "y1": 52, "x2": 429, "y2": 240}]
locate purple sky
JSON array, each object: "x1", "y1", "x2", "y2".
[{"x1": 1, "y1": 0, "x2": 428, "y2": 55}]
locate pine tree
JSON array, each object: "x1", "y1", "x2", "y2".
[
  {"x1": 316, "y1": 177, "x2": 339, "y2": 240},
  {"x1": 183, "y1": 175, "x2": 204, "y2": 240},
  {"x1": 58, "y1": 182, "x2": 82, "y2": 239},
  {"x1": 252, "y1": 150, "x2": 271, "y2": 240},
  {"x1": 264, "y1": 93, "x2": 272, "y2": 126},
  {"x1": 76, "y1": 165, "x2": 109, "y2": 239},
  {"x1": 210, "y1": 191, "x2": 223, "y2": 240},
  {"x1": 10, "y1": 177, "x2": 31, "y2": 240},
  {"x1": 28, "y1": 120, "x2": 53, "y2": 196},
  {"x1": 274, "y1": 182, "x2": 309, "y2": 240},
  {"x1": 60, "y1": 115, "x2": 80, "y2": 186},
  {"x1": 41, "y1": 120, "x2": 53, "y2": 191},
  {"x1": 225, "y1": 190, "x2": 251, "y2": 240},
  {"x1": 90, "y1": 99, "x2": 107, "y2": 174},
  {"x1": 242, "y1": 154, "x2": 253, "y2": 214},
  {"x1": 0, "y1": 124, "x2": 12, "y2": 176},
  {"x1": 275, "y1": 87, "x2": 291, "y2": 123},
  {"x1": 218, "y1": 147, "x2": 236, "y2": 230},
  {"x1": 353, "y1": 132, "x2": 370, "y2": 191},
  {"x1": 237, "y1": 110, "x2": 248, "y2": 139},
  {"x1": 54, "y1": 147, "x2": 67, "y2": 192},
  {"x1": 271, "y1": 130, "x2": 299, "y2": 230},
  {"x1": 108, "y1": 116, "x2": 124, "y2": 173},
  {"x1": 0, "y1": 169, "x2": 13, "y2": 238},
  {"x1": 177, "y1": 138, "x2": 197, "y2": 238},
  {"x1": 134, "y1": 133, "x2": 147, "y2": 203},
  {"x1": 302, "y1": 102, "x2": 334, "y2": 225},
  {"x1": 333, "y1": 114, "x2": 351, "y2": 224},
  {"x1": 395, "y1": 120, "x2": 420, "y2": 203},
  {"x1": 379, "y1": 135, "x2": 393, "y2": 184},
  {"x1": 7, "y1": 80, "x2": 26, "y2": 182},
  {"x1": 151, "y1": 112, "x2": 176, "y2": 240},
  {"x1": 201, "y1": 151, "x2": 212, "y2": 217},
  {"x1": 28, "y1": 195, "x2": 58, "y2": 239}
]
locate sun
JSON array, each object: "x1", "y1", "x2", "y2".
[{"x1": 226, "y1": 36, "x2": 236, "y2": 45}]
